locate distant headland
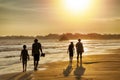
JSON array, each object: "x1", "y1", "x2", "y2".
[{"x1": 0, "y1": 33, "x2": 120, "y2": 40}]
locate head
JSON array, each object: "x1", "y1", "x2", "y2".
[
  {"x1": 70, "y1": 42, "x2": 73, "y2": 45},
  {"x1": 78, "y1": 39, "x2": 81, "y2": 42},
  {"x1": 34, "y1": 39, "x2": 38, "y2": 43},
  {"x1": 23, "y1": 45, "x2": 26, "y2": 49},
  {"x1": 71, "y1": 42, "x2": 73, "y2": 44}
]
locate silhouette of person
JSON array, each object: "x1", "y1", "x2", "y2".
[
  {"x1": 20, "y1": 45, "x2": 30, "y2": 72},
  {"x1": 32, "y1": 39, "x2": 43, "y2": 71},
  {"x1": 76, "y1": 39, "x2": 84, "y2": 63},
  {"x1": 67, "y1": 42, "x2": 74, "y2": 64}
]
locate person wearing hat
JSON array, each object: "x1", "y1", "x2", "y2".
[{"x1": 32, "y1": 39, "x2": 43, "y2": 71}]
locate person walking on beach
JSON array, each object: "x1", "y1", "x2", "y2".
[
  {"x1": 32, "y1": 39, "x2": 43, "y2": 71},
  {"x1": 67, "y1": 42, "x2": 74, "y2": 64},
  {"x1": 20, "y1": 45, "x2": 30, "y2": 72},
  {"x1": 76, "y1": 39, "x2": 84, "y2": 63}
]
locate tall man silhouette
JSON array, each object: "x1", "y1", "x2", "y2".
[
  {"x1": 32, "y1": 39, "x2": 43, "y2": 71},
  {"x1": 76, "y1": 39, "x2": 84, "y2": 63}
]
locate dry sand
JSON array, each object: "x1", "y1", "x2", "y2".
[{"x1": 1, "y1": 54, "x2": 120, "y2": 80}]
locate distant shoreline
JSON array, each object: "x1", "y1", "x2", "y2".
[{"x1": 0, "y1": 33, "x2": 120, "y2": 40}]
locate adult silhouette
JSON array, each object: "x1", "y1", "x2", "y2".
[
  {"x1": 76, "y1": 39, "x2": 84, "y2": 63},
  {"x1": 32, "y1": 39, "x2": 43, "y2": 71},
  {"x1": 67, "y1": 42, "x2": 74, "y2": 64}
]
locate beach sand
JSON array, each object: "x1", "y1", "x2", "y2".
[
  {"x1": 1, "y1": 54, "x2": 120, "y2": 80},
  {"x1": 0, "y1": 71, "x2": 32, "y2": 80}
]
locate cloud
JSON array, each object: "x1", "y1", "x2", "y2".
[{"x1": 0, "y1": 0, "x2": 120, "y2": 35}]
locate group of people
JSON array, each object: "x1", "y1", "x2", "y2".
[
  {"x1": 20, "y1": 39, "x2": 43, "y2": 72},
  {"x1": 67, "y1": 39, "x2": 84, "y2": 64},
  {"x1": 20, "y1": 38, "x2": 84, "y2": 72}
]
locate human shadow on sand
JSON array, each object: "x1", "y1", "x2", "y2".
[
  {"x1": 63, "y1": 63, "x2": 73, "y2": 77},
  {"x1": 74, "y1": 59, "x2": 86, "y2": 80}
]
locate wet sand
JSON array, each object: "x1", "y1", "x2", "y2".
[
  {"x1": 0, "y1": 71, "x2": 32, "y2": 80},
  {"x1": 32, "y1": 54, "x2": 120, "y2": 80}
]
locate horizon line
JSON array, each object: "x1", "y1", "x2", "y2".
[{"x1": 0, "y1": 32, "x2": 120, "y2": 37}]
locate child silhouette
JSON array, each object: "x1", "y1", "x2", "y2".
[{"x1": 20, "y1": 45, "x2": 30, "y2": 72}]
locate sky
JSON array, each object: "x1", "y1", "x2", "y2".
[{"x1": 0, "y1": 0, "x2": 120, "y2": 36}]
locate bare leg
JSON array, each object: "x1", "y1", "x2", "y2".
[
  {"x1": 34, "y1": 61, "x2": 38, "y2": 71},
  {"x1": 25, "y1": 62, "x2": 27, "y2": 72},
  {"x1": 36, "y1": 61, "x2": 39, "y2": 70},
  {"x1": 22, "y1": 61, "x2": 25, "y2": 72},
  {"x1": 77, "y1": 53, "x2": 79, "y2": 63},
  {"x1": 80, "y1": 54, "x2": 82, "y2": 59},
  {"x1": 71, "y1": 57, "x2": 73, "y2": 64},
  {"x1": 80, "y1": 54, "x2": 82, "y2": 66},
  {"x1": 34, "y1": 60, "x2": 36, "y2": 70},
  {"x1": 80, "y1": 57, "x2": 82, "y2": 66},
  {"x1": 34, "y1": 60, "x2": 35, "y2": 66}
]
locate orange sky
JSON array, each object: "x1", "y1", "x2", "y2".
[{"x1": 0, "y1": 0, "x2": 120, "y2": 36}]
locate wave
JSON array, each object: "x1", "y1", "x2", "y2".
[
  {"x1": 0, "y1": 48, "x2": 21, "y2": 52},
  {"x1": 106, "y1": 48, "x2": 120, "y2": 54},
  {"x1": 4, "y1": 55, "x2": 17, "y2": 58},
  {"x1": 0, "y1": 39, "x2": 120, "y2": 56},
  {"x1": 0, "y1": 45, "x2": 67, "y2": 52}
]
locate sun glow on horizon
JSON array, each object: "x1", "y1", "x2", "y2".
[{"x1": 64, "y1": 0, "x2": 92, "y2": 14}]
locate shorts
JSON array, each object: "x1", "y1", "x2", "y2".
[
  {"x1": 77, "y1": 52, "x2": 82, "y2": 56},
  {"x1": 69, "y1": 52, "x2": 73, "y2": 57},
  {"x1": 22, "y1": 59, "x2": 27, "y2": 64},
  {"x1": 34, "y1": 54, "x2": 40, "y2": 61}
]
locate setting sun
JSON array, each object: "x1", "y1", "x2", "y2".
[{"x1": 64, "y1": 0, "x2": 91, "y2": 14}]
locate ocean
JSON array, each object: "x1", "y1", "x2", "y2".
[{"x1": 0, "y1": 39, "x2": 120, "y2": 74}]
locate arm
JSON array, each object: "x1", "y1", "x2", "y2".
[
  {"x1": 27, "y1": 50, "x2": 30, "y2": 60},
  {"x1": 81, "y1": 43, "x2": 84, "y2": 52},
  {"x1": 76, "y1": 43, "x2": 77, "y2": 49},
  {"x1": 73, "y1": 45, "x2": 75, "y2": 54},
  {"x1": 39, "y1": 43, "x2": 43, "y2": 53},
  {"x1": 40, "y1": 48, "x2": 43, "y2": 53},
  {"x1": 67, "y1": 45, "x2": 69, "y2": 54},
  {"x1": 76, "y1": 43, "x2": 78, "y2": 53},
  {"x1": 32, "y1": 44, "x2": 34, "y2": 56},
  {"x1": 20, "y1": 51, "x2": 22, "y2": 61}
]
